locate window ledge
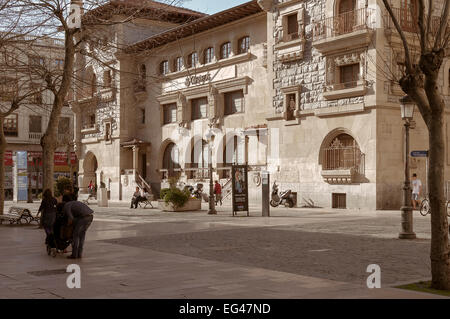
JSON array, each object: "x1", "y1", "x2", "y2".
[
  {"x1": 323, "y1": 82, "x2": 367, "y2": 100},
  {"x1": 81, "y1": 125, "x2": 99, "y2": 135},
  {"x1": 322, "y1": 169, "x2": 357, "y2": 184}
]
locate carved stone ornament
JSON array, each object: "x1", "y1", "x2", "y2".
[
  {"x1": 334, "y1": 53, "x2": 361, "y2": 66},
  {"x1": 257, "y1": 0, "x2": 273, "y2": 12}
]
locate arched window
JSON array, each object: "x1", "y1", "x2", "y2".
[
  {"x1": 220, "y1": 42, "x2": 231, "y2": 59},
  {"x1": 187, "y1": 52, "x2": 198, "y2": 68},
  {"x1": 238, "y1": 36, "x2": 250, "y2": 54},
  {"x1": 163, "y1": 143, "x2": 180, "y2": 178},
  {"x1": 221, "y1": 135, "x2": 246, "y2": 178},
  {"x1": 322, "y1": 134, "x2": 362, "y2": 171},
  {"x1": 139, "y1": 64, "x2": 146, "y2": 82},
  {"x1": 204, "y1": 47, "x2": 214, "y2": 64},
  {"x1": 190, "y1": 139, "x2": 209, "y2": 179},
  {"x1": 160, "y1": 60, "x2": 169, "y2": 75},
  {"x1": 174, "y1": 57, "x2": 183, "y2": 72}
]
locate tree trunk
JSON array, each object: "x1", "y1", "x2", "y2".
[
  {"x1": 41, "y1": 132, "x2": 57, "y2": 193},
  {"x1": 0, "y1": 117, "x2": 6, "y2": 215},
  {"x1": 428, "y1": 111, "x2": 450, "y2": 290}
]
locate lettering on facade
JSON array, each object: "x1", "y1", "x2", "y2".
[{"x1": 185, "y1": 73, "x2": 212, "y2": 87}]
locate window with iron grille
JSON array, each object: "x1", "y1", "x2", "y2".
[
  {"x1": 323, "y1": 134, "x2": 362, "y2": 171},
  {"x1": 187, "y1": 52, "x2": 198, "y2": 68},
  {"x1": 163, "y1": 103, "x2": 177, "y2": 124},
  {"x1": 339, "y1": 64, "x2": 359, "y2": 88},
  {"x1": 224, "y1": 90, "x2": 244, "y2": 115},
  {"x1": 204, "y1": 47, "x2": 215, "y2": 64},
  {"x1": 4, "y1": 114, "x2": 18, "y2": 137},
  {"x1": 238, "y1": 36, "x2": 250, "y2": 54},
  {"x1": 220, "y1": 42, "x2": 231, "y2": 59},
  {"x1": 191, "y1": 97, "x2": 208, "y2": 120},
  {"x1": 29, "y1": 116, "x2": 42, "y2": 133}
]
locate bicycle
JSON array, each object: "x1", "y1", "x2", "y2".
[{"x1": 420, "y1": 198, "x2": 450, "y2": 217}]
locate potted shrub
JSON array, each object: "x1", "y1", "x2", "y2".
[{"x1": 158, "y1": 178, "x2": 201, "y2": 212}]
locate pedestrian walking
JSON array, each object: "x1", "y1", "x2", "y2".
[
  {"x1": 63, "y1": 201, "x2": 94, "y2": 259},
  {"x1": 214, "y1": 181, "x2": 223, "y2": 206},
  {"x1": 412, "y1": 173, "x2": 423, "y2": 210},
  {"x1": 38, "y1": 189, "x2": 57, "y2": 247}
]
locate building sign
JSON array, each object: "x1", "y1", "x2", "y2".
[
  {"x1": 162, "y1": 65, "x2": 237, "y2": 93},
  {"x1": 232, "y1": 164, "x2": 249, "y2": 217},
  {"x1": 3, "y1": 151, "x2": 77, "y2": 166},
  {"x1": 185, "y1": 73, "x2": 212, "y2": 87},
  {"x1": 16, "y1": 151, "x2": 28, "y2": 170}
]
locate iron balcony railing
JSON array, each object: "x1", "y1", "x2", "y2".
[
  {"x1": 383, "y1": 7, "x2": 450, "y2": 34},
  {"x1": 322, "y1": 146, "x2": 365, "y2": 175},
  {"x1": 313, "y1": 8, "x2": 375, "y2": 42}
]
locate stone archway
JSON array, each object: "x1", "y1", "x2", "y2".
[{"x1": 83, "y1": 151, "x2": 98, "y2": 189}]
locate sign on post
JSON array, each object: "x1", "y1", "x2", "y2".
[
  {"x1": 15, "y1": 151, "x2": 28, "y2": 202},
  {"x1": 232, "y1": 165, "x2": 249, "y2": 217},
  {"x1": 411, "y1": 151, "x2": 429, "y2": 158}
]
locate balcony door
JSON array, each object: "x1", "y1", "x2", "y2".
[
  {"x1": 400, "y1": 0, "x2": 417, "y2": 32},
  {"x1": 336, "y1": 0, "x2": 356, "y2": 35}
]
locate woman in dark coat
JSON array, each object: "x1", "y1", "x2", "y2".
[{"x1": 38, "y1": 189, "x2": 57, "y2": 245}]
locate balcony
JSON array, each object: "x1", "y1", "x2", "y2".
[
  {"x1": 323, "y1": 80, "x2": 368, "y2": 100},
  {"x1": 312, "y1": 8, "x2": 375, "y2": 54},
  {"x1": 29, "y1": 132, "x2": 43, "y2": 143}
]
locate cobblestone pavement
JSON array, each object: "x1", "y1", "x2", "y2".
[{"x1": 0, "y1": 201, "x2": 448, "y2": 299}]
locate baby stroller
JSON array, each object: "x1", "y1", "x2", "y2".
[{"x1": 46, "y1": 203, "x2": 73, "y2": 258}]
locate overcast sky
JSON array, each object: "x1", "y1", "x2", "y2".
[{"x1": 181, "y1": 0, "x2": 249, "y2": 14}]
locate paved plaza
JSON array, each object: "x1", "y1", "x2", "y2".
[{"x1": 0, "y1": 202, "x2": 448, "y2": 299}]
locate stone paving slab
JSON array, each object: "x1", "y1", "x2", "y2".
[{"x1": 0, "y1": 203, "x2": 448, "y2": 299}]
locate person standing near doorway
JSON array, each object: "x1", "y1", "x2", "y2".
[
  {"x1": 214, "y1": 181, "x2": 222, "y2": 206},
  {"x1": 412, "y1": 174, "x2": 423, "y2": 210}
]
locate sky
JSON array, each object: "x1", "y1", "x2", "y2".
[{"x1": 180, "y1": 0, "x2": 249, "y2": 14}]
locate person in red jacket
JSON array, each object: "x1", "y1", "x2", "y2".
[{"x1": 214, "y1": 181, "x2": 222, "y2": 206}]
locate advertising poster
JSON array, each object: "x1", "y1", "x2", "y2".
[{"x1": 231, "y1": 165, "x2": 249, "y2": 217}]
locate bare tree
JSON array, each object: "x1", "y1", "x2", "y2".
[{"x1": 383, "y1": 0, "x2": 450, "y2": 290}]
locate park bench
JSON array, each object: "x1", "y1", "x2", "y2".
[
  {"x1": 0, "y1": 207, "x2": 36, "y2": 225},
  {"x1": 139, "y1": 195, "x2": 155, "y2": 209},
  {"x1": 78, "y1": 193, "x2": 92, "y2": 205}
]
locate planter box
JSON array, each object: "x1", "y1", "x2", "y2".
[{"x1": 158, "y1": 199, "x2": 202, "y2": 212}]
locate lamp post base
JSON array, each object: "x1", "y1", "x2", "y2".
[{"x1": 399, "y1": 206, "x2": 416, "y2": 240}]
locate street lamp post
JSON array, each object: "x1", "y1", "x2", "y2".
[
  {"x1": 399, "y1": 95, "x2": 417, "y2": 240},
  {"x1": 206, "y1": 129, "x2": 217, "y2": 215}
]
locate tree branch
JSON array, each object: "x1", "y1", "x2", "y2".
[
  {"x1": 382, "y1": 0, "x2": 414, "y2": 73},
  {"x1": 417, "y1": 0, "x2": 427, "y2": 53},
  {"x1": 433, "y1": 0, "x2": 450, "y2": 50}
]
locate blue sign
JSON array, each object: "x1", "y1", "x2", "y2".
[
  {"x1": 17, "y1": 173, "x2": 28, "y2": 201},
  {"x1": 16, "y1": 151, "x2": 28, "y2": 170},
  {"x1": 411, "y1": 151, "x2": 429, "y2": 158}
]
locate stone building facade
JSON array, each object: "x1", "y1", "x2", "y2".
[{"x1": 72, "y1": 0, "x2": 450, "y2": 210}]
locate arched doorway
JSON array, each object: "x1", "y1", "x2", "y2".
[
  {"x1": 162, "y1": 142, "x2": 180, "y2": 179},
  {"x1": 83, "y1": 152, "x2": 98, "y2": 189},
  {"x1": 335, "y1": 0, "x2": 356, "y2": 35}
]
